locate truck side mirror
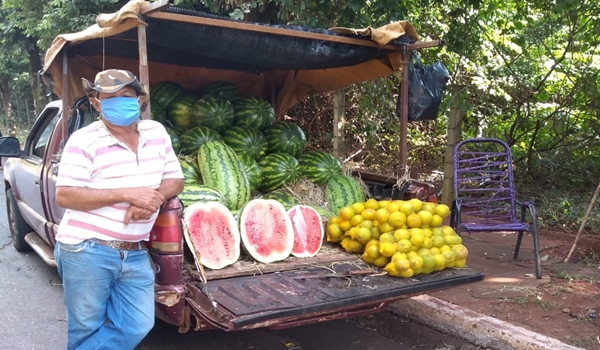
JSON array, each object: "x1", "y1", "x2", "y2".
[{"x1": 0, "y1": 137, "x2": 22, "y2": 157}]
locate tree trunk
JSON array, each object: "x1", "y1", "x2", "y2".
[
  {"x1": 442, "y1": 85, "x2": 465, "y2": 206},
  {"x1": 0, "y1": 80, "x2": 16, "y2": 137},
  {"x1": 332, "y1": 89, "x2": 346, "y2": 158},
  {"x1": 27, "y1": 37, "x2": 46, "y2": 117},
  {"x1": 25, "y1": 98, "x2": 31, "y2": 128}
]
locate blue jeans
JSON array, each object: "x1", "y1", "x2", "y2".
[{"x1": 54, "y1": 241, "x2": 155, "y2": 350}]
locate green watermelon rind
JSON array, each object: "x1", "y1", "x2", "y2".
[
  {"x1": 192, "y1": 96, "x2": 235, "y2": 132},
  {"x1": 223, "y1": 126, "x2": 269, "y2": 161},
  {"x1": 150, "y1": 81, "x2": 185, "y2": 108},
  {"x1": 165, "y1": 127, "x2": 181, "y2": 155},
  {"x1": 237, "y1": 154, "x2": 262, "y2": 193},
  {"x1": 178, "y1": 184, "x2": 224, "y2": 207},
  {"x1": 233, "y1": 96, "x2": 275, "y2": 130},
  {"x1": 263, "y1": 121, "x2": 307, "y2": 157},
  {"x1": 262, "y1": 189, "x2": 301, "y2": 210},
  {"x1": 197, "y1": 141, "x2": 251, "y2": 211},
  {"x1": 297, "y1": 150, "x2": 343, "y2": 186},
  {"x1": 179, "y1": 157, "x2": 203, "y2": 185},
  {"x1": 325, "y1": 175, "x2": 366, "y2": 214},
  {"x1": 179, "y1": 126, "x2": 223, "y2": 156},
  {"x1": 257, "y1": 153, "x2": 301, "y2": 193},
  {"x1": 168, "y1": 95, "x2": 198, "y2": 130}
]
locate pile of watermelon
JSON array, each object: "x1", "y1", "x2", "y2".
[{"x1": 152, "y1": 80, "x2": 369, "y2": 269}]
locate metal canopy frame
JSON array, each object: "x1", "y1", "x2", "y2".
[{"x1": 60, "y1": 0, "x2": 442, "y2": 173}]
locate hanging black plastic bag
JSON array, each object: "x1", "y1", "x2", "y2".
[{"x1": 404, "y1": 52, "x2": 450, "y2": 122}]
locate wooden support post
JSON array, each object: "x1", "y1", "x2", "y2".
[
  {"x1": 332, "y1": 90, "x2": 345, "y2": 158},
  {"x1": 399, "y1": 53, "x2": 410, "y2": 177},
  {"x1": 138, "y1": 20, "x2": 151, "y2": 120},
  {"x1": 442, "y1": 85, "x2": 465, "y2": 206}
]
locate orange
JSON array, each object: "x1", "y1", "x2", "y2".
[
  {"x1": 435, "y1": 204, "x2": 451, "y2": 219},
  {"x1": 370, "y1": 226, "x2": 381, "y2": 240},
  {"x1": 406, "y1": 213, "x2": 422, "y2": 228},
  {"x1": 388, "y1": 211, "x2": 407, "y2": 228},
  {"x1": 433, "y1": 253, "x2": 446, "y2": 271},
  {"x1": 421, "y1": 254, "x2": 436, "y2": 269},
  {"x1": 373, "y1": 256, "x2": 391, "y2": 268},
  {"x1": 341, "y1": 237, "x2": 364, "y2": 253},
  {"x1": 378, "y1": 200, "x2": 391, "y2": 209},
  {"x1": 364, "y1": 198, "x2": 380, "y2": 210},
  {"x1": 451, "y1": 244, "x2": 469, "y2": 260},
  {"x1": 410, "y1": 232, "x2": 425, "y2": 247},
  {"x1": 421, "y1": 237, "x2": 433, "y2": 249},
  {"x1": 379, "y1": 232, "x2": 395, "y2": 243},
  {"x1": 431, "y1": 235, "x2": 445, "y2": 248},
  {"x1": 408, "y1": 198, "x2": 423, "y2": 211},
  {"x1": 421, "y1": 202, "x2": 437, "y2": 214},
  {"x1": 399, "y1": 202, "x2": 415, "y2": 216},
  {"x1": 396, "y1": 239, "x2": 413, "y2": 253},
  {"x1": 409, "y1": 255, "x2": 424, "y2": 270},
  {"x1": 379, "y1": 242, "x2": 397, "y2": 257},
  {"x1": 355, "y1": 227, "x2": 372, "y2": 244},
  {"x1": 360, "y1": 208, "x2": 377, "y2": 221},
  {"x1": 430, "y1": 214, "x2": 443, "y2": 227},
  {"x1": 351, "y1": 202, "x2": 365, "y2": 215},
  {"x1": 339, "y1": 206, "x2": 355, "y2": 220},
  {"x1": 398, "y1": 267, "x2": 415, "y2": 278},
  {"x1": 328, "y1": 216, "x2": 340, "y2": 225},
  {"x1": 365, "y1": 244, "x2": 381, "y2": 259},
  {"x1": 326, "y1": 224, "x2": 344, "y2": 242},
  {"x1": 378, "y1": 222, "x2": 395, "y2": 234},
  {"x1": 421, "y1": 228, "x2": 433, "y2": 238},
  {"x1": 393, "y1": 228, "x2": 411, "y2": 241},
  {"x1": 386, "y1": 201, "x2": 401, "y2": 213},
  {"x1": 375, "y1": 208, "x2": 390, "y2": 224},
  {"x1": 442, "y1": 250, "x2": 456, "y2": 267},
  {"x1": 442, "y1": 226, "x2": 456, "y2": 236},
  {"x1": 417, "y1": 210, "x2": 433, "y2": 226},
  {"x1": 394, "y1": 258, "x2": 411, "y2": 271},
  {"x1": 431, "y1": 227, "x2": 444, "y2": 236},
  {"x1": 350, "y1": 214, "x2": 364, "y2": 227},
  {"x1": 359, "y1": 220, "x2": 375, "y2": 230},
  {"x1": 338, "y1": 220, "x2": 352, "y2": 232},
  {"x1": 454, "y1": 258, "x2": 467, "y2": 268}
]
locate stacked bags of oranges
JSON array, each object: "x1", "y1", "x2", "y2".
[{"x1": 327, "y1": 198, "x2": 468, "y2": 278}]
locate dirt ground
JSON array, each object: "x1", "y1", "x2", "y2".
[{"x1": 435, "y1": 229, "x2": 600, "y2": 350}]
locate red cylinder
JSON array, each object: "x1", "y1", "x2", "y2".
[{"x1": 149, "y1": 197, "x2": 183, "y2": 254}]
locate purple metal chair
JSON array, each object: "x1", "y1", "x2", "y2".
[{"x1": 450, "y1": 138, "x2": 541, "y2": 279}]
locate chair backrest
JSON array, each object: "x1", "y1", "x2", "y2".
[{"x1": 453, "y1": 138, "x2": 518, "y2": 225}]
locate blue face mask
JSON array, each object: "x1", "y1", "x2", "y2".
[{"x1": 99, "y1": 96, "x2": 140, "y2": 126}]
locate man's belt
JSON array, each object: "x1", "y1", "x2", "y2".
[{"x1": 90, "y1": 239, "x2": 146, "y2": 250}]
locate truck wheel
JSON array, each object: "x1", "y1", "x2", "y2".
[{"x1": 6, "y1": 189, "x2": 33, "y2": 252}]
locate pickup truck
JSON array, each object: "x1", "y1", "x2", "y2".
[{"x1": 0, "y1": 1, "x2": 483, "y2": 333}]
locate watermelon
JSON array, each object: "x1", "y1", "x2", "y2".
[
  {"x1": 263, "y1": 121, "x2": 306, "y2": 157},
  {"x1": 168, "y1": 95, "x2": 198, "y2": 130},
  {"x1": 237, "y1": 154, "x2": 262, "y2": 193},
  {"x1": 150, "y1": 81, "x2": 184, "y2": 108},
  {"x1": 203, "y1": 81, "x2": 240, "y2": 101},
  {"x1": 178, "y1": 185, "x2": 224, "y2": 207},
  {"x1": 233, "y1": 96, "x2": 274, "y2": 130},
  {"x1": 262, "y1": 190, "x2": 301, "y2": 210},
  {"x1": 165, "y1": 127, "x2": 181, "y2": 154},
  {"x1": 258, "y1": 153, "x2": 302, "y2": 193},
  {"x1": 193, "y1": 96, "x2": 235, "y2": 132},
  {"x1": 309, "y1": 205, "x2": 336, "y2": 220},
  {"x1": 183, "y1": 201, "x2": 240, "y2": 270},
  {"x1": 325, "y1": 175, "x2": 366, "y2": 214},
  {"x1": 197, "y1": 141, "x2": 251, "y2": 211},
  {"x1": 222, "y1": 126, "x2": 268, "y2": 160},
  {"x1": 297, "y1": 150, "x2": 343, "y2": 185},
  {"x1": 179, "y1": 157, "x2": 202, "y2": 185},
  {"x1": 179, "y1": 126, "x2": 223, "y2": 155},
  {"x1": 287, "y1": 205, "x2": 324, "y2": 258},
  {"x1": 239, "y1": 199, "x2": 294, "y2": 263},
  {"x1": 150, "y1": 101, "x2": 167, "y2": 124}
]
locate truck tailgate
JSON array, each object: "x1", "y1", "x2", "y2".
[{"x1": 185, "y1": 260, "x2": 483, "y2": 331}]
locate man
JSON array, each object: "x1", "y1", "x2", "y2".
[{"x1": 53, "y1": 69, "x2": 184, "y2": 350}]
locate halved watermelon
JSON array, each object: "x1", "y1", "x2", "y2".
[
  {"x1": 239, "y1": 199, "x2": 294, "y2": 263},
  {"x1": 183, "y1": 201, "x2": 240, "y2": 270},
  {"x1": 287, "y1": 205, "x2": 324, "y2": 258}
]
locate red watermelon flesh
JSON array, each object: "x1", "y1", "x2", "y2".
[
  {"x1": 239, "y1": 199, "x2": 294, "y2": 263},
  {"x1": 287, "y1": 205, "x2": 324, "y2": 257},
  {"x1": 183, "y1": 202, "x2": 240, "y2": 270}
]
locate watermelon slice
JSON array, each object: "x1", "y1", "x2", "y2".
[
  {"x1": 183, "y1": 202, "x2": 240, "y2": 270},
  {"x1": 287, "y1": 205, "x2": 324, "y2": 258},
  {"x1": 239, "y1": 199, "x2": 294, "y2": 263}
]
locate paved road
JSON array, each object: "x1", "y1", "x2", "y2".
[{"x1": 0, "y1": 175, "x2": 475, "y2": 350}]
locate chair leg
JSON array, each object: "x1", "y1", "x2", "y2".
[
  {"x1": 514, "y1": 230, "x2": 524, "y2": 259},
  {"x1": 532, "y1": 228, "x2": 542, "y2": 279}
]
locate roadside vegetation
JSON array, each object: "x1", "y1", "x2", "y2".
[{"x1": 1, "y1": 0, "x2": 599, "y2": 233}]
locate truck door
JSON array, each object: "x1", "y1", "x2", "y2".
[
  {"x1": 13, "y1": 107, "x2": 60, "y2": 238},
  {"x1": 42, "y1": 98, "x2": 98, "y2": 244}
]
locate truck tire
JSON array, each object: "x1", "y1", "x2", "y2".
[{"x1": 6, "y1": 188, "x2": 33, "y2": 252}]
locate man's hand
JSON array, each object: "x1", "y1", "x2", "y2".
[
  {"x1": 124, "y1": 205, "x2": 154, "y2": 225},
  {"x1": 126, "y1": 187, "x2": 165, "y2": 212}
]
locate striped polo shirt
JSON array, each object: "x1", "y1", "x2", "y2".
[{"x1": 55, "y1": 119, "x2": 183, "y2": 244}]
